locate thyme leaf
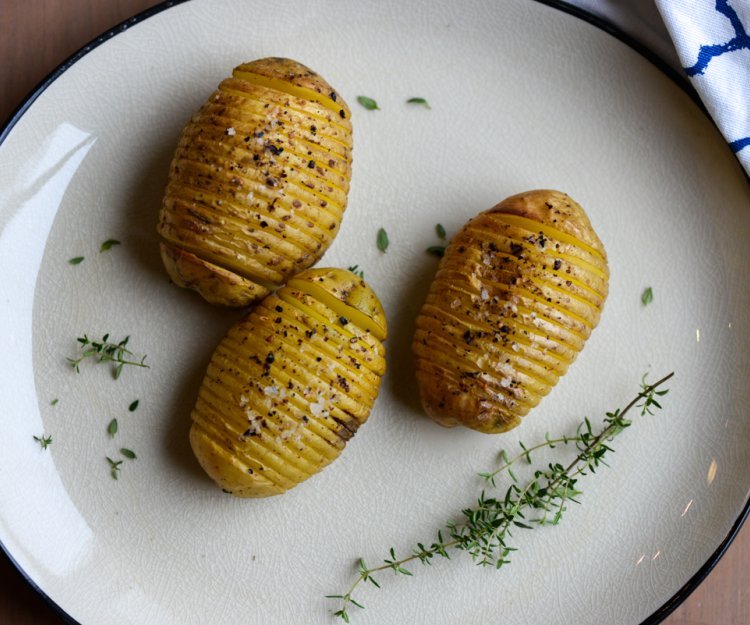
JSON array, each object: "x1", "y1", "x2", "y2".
[
  {"x1": 376, "y1": 228, "x2": 389, "y2": 253},
  {"x1": 406, "y1": 97, "x2": 431, "y2": 109},
  {"x1": 356, "y1": 96, "x2": 379, "y2": 111},
  {"x1": 347, "y1": 265, "x2": 365, "y2": 279},
  {"x1": 641, "y1": 287, "x2": 654, "y2": 306},
  {"x1": 100, "y1": 239, "x2": 121, "y2": 252}
]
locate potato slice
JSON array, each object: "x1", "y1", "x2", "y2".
[
  {"x1": 413, "y1": 190, "x2": 609, "y2": 434},
  {"x1": 190, "y1": 268, "x2": 387, "y2": 497},
  {"x1": 157, "y1": 58, "x2": 353, "y2": 307}
]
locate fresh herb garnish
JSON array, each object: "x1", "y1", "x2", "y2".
[
  {"x1": 357, "y1": 96, "x2": 379, "y2": 111},
  {"x1": 120, "y1": 448, "x2": 137, "y2": 460},
  {"x1": 68, "y1": 256, "x2": 84, "y2": 265},
  {"x1": 33, "y1": 434, "x2": 53, "y2": 450},
  {"x1": 128, "y1": 399, "x2": 139, "y2": 412},
  {"x1": 426, "y1": 245, "x2": 445, "y2": 258},
  {"x1": 68, "y1": 333, "x2": 149, "y2": 379},
  {"x1": 435, "y1": 224, "x2": 446, "y2": 240},
  {"x1": 107, "y1": 457, "x2": 123, "y2": 480},
  {"x1": 376, "y1": 228, "x2": 389, "y2": 253},
  {"x1": 107, "y1": 418, "x2": 118, "y2": 437},
  {"x1": 327, "y1": 372, "x2": 673, "y2": 622},
  {"x1": 100, "y1": 239, "x2": 121, "y2": 252},
  {"x1": 50, "y1": 398, "x2": 59, "y2": 406},
  {"x1": 641, "y1": 287, "x2": 653, "y2": 306},
  {"x1": 348, "y1": 265, "x2": 365, "y2": 279},
  {"x1": 406, "y1": 97, "x2": 431, "y2": 109}
]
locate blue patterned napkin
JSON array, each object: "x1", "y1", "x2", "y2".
[{"x1": 655, "y1": 0, "x2": 750, "y2": 175}]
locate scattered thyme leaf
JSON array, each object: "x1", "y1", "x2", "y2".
[
  {"x1": 357, "y1": 96, "x2": 379, "y2": 110},
  {"x1": 33, "y1": 434, "x2": 53, "y2": 450},
  {"x1": 108, "y1": 418, "x2": 118, "y2": 437},
  {"x1": 641, "y1": 287, "x2": 654, "y2": 306},
  {"x1": 107, "y1": 457, "x2": 123, "y2": 480},
  {"x1": 50, "y1": 398, "x2": 59, "y2": 406},
  {"x1": 426, "y1": 245, "x2": 445, "y2": 258},
  {"x1": 68, "y1": 256, "x2": 84, "y2": 265},
  {"x1": 376, "y1": 228, "x2": 389, "y2": 253},
  {"x1": 120, "y1": 448, "x2": 137, "y2": 460},
  {"x1": 128, "y1": 399, "x2": 139, "y2": 412},
  {"x1": 435, "y1": 224, "x2": 446, "y2": 240},
  {"x1": 67, "y1": 333, "x2": 149, "y2": 378},
  {"x1": 100, "y1": 239, "x2": 121, "y2": 252},
  {"x1": 327, "y1": 372, "x2": 674, "y2": 621},
  {"x1": 347, "y1": 265, "x2": 365, "y2": 279},
  {"x1": 406, "y1": 97, "x2": 431, "y2": 109}
]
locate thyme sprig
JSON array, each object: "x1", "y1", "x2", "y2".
[
  {"x1": 328, "y1": 372, "x2": 673, "y2": 622},
  {"x1": 33, "y1": 434, "x2": 53, "y2": 450},
  {"x1": 107, "y1": 457, "x2": 123, "y2": 480},
  {"x1": 67, "y1": 334, "x2": 149, "y2": 379}
]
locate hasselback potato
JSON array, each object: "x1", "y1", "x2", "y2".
[
  {"x1": 157, "y1": 58, "x2": 353, "y2": 307},
  {"x1": 190, "y1": 268, "x2": 387, "y2": 497},
  {"x1": 413, "y1": 190, "x2": 609, "y2": 434}
]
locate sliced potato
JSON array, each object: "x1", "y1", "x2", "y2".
[
  {"x1": 413, "y1": 189, "x2": 609, "y2": 434},
  {"x1": 190, "y1": 268, "x2": 387, "y2": 497},
  {"x1": 157, "y1": 57, "x2": 353, "y2": 307}
]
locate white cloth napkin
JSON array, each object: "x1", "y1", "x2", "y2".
[
  {"x1": 656, "y1": 0, "x2": 750, "y2": 175},
  {"x1": 570, "y1": 0, "x2": 750, "y2": 176}
]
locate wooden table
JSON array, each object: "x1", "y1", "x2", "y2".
[{"x1": 0, "y1": 1, "x2": 748, "y2": 623}]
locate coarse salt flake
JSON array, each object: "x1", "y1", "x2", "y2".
[
  {"x1": 226, "y1": 127, "x2": 236, "y2": 136},
  {"x1": 309, "y1": 400, "x2": 327, "y2": 417}
]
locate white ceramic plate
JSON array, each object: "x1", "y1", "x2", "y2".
[{"x1": 1, "y1": 1, "x2": 749, "y2": 623}]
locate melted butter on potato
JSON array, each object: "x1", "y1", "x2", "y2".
[
  {"x1": 413, "y1": 190, "x2": 609, "y2": 434},
  {"x1": 157, "y1": 58, "x2": 353, "y2": 307},
  {"x1": 190, "y1": 268, "x2": 386, "y2": 497}
]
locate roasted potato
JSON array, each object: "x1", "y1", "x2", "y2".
[
  {"x1": 413, "y1": 190, "x2": 608, "y2": 434},
  {"x1": 157, "y1": 58, "x2": 353, "y2": 307},
  {"x1": 190, "y1": 268, "x2": 387, "y2": 497}
]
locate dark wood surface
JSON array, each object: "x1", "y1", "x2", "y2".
[{"x1": 0, "y1": 1, "x2": 748, "y2": 623}]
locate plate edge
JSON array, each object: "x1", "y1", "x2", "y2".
[
  {"x1": 0, "y1": 0, "x2": 192, "y2": 146},
  {"x1": 0, "y1": 1, "x2": 747, "y2": 625}
]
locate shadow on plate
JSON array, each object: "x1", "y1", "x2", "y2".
[{"x1": 384, "y1": 253, "x2": 437, "y2": 418}]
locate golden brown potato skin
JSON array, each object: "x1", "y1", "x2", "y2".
[
  {"x1": 157, "y1": 58, "x2": 353, "y2": 307},
  {"x1": 413, "y1": 190, "x2": 609, "y2": 434},
  {"x1": 190, "y1": 268, "x2": 387, "y2": 497}
]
